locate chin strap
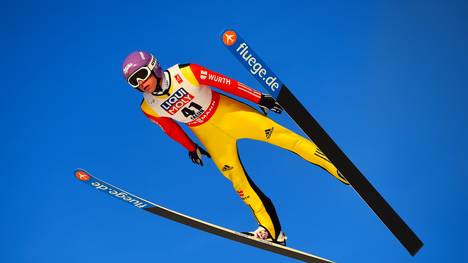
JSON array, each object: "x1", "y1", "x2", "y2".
[
  {"x1": 151, "y1": 77, "x2": 163, "y2": 95},
  {"x1": 151, "y1": 71, "x2": 170, "y2": 96}
]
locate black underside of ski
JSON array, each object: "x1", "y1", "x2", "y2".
[
  {"x1": 144, "y1": 205, "x2": 332, "y2": 262},
  {"x1": 277, "y1": 86, "x2": 423, "y2": 255},
  {"x1": 75, "y1": 169, "x2": 334, "y2": 263},
  {"x1": 220, "y1": 29, "x2": 423, "y2": 256}
]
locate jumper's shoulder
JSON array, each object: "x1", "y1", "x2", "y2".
[
  {"x1": 173, "y1": 63, "x2": 201, "y2": 86},
  {"x1": 140, "y1": 97, "x2": 159, "y2": 117},
  {"x1": 178, "y1": 63, "x2": 191, "y2": 69},
  {"x1": 166, "y1": 63, "x2": 191, "y2": 72}
]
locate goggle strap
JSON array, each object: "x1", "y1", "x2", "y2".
[{"x1": 148, "y1": 55, "x2": 156, "y2": 71}]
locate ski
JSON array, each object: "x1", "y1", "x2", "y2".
[
  {"x1": 75, "y1": 169, "x2": 334, "y2": 263},
  {"x1": 220, "y1": 29, "x2": 423, "y2": 256}
]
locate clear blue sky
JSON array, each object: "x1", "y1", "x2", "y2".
[{"x1": 2, "y1": 1, "x2": 467, "y2": 262}]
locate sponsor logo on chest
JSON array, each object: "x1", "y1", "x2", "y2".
[
  {"x1": 200, "y1": 70, "x2": 231, "y2": 85},
  {"x1": 175, "y1": 74, "x2": 183, "y2": 84},
  {"x1": 160, "y1": 88, "x2": 194, "y2": 115}
]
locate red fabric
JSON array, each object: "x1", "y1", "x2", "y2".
[
  {"x1": 143, "y1": 113, "x2": 197, "y2": 152},
  {"x1": 189, "y1": 64, "x2": 262, "y2": 103}
]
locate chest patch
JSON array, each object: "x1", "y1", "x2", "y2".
[
  {"x1": 143, "y1": 64, "x2": 220, "y2": 126},
  {"x1": 160, "y1": 88, "x2": 194, "y2": 115}
]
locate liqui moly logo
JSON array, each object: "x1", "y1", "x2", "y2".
[
  {"x1": 91, "y1": 181, "x2": 148, "y2": 209},
  {"x1": 161, "y1": 88, "x2": 194, "y2": 115}
]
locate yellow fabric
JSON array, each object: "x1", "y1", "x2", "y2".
[
  {"x1": 141, "y1": 99, "x2": 159, "y2": 117},
  {"x1": 190, "y1": 94, "x2": 348, "y2": 238},
  {"x1": 180, "y1": 65, "x2": 200, "y2": 86}
]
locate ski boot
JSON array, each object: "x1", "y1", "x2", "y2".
[{"x1": 243, "y1": 225, "x2": 287, "y2": 246}]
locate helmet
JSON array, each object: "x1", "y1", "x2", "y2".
[{"x1": 122, "y1": 51, "x2": 163, "y2": 82}]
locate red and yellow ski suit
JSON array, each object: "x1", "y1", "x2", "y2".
[{"x1": 140, "y1": 64, "x2": 348, "y2": 239}]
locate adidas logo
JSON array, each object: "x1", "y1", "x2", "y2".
[
  {"x1": 237, "y1": 190, "x2": 249, "y2": 200},
  {"x1": 264, "y1": 127, "x2": 274, "y2": 139},
  {"x1": 222, "y1": 165, "x2": 233, "y2": 171}
]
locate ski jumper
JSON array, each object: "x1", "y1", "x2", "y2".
[{"x1": 140, "y1": 64, "x2": 348, "y2": 239}]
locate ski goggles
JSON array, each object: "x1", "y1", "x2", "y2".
[{"x1": 127, "y1": 56, "x2": 157, "y2": 88}]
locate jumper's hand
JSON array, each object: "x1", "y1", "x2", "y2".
[
  {"x1": 258, "y1": 94, "x2": 283, "y2": 115},
  {"x1": 188, "y1": 145, "x2": 211, "y2": 166}
]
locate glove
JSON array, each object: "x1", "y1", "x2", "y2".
[
  {"x1": 188, "y1": 145, "x2": 211, "y2": 166},
  {"x1": 258, "y1": 94, "x2": 283, "y2": 115}
]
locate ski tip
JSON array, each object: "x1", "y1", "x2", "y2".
[
  {"x1": 409, "y1": 241, "x2": 424, "y2": 256},
  {"x1": 74, "y1": 169, "x2": 91, "y2": 181},
  {"x1": 220, "y1": 29, "x2": 238, "y2": 47}
]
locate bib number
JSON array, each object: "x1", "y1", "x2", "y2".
[{"x1": 181, "y1": 102, "x2": 204, "y2": 119}]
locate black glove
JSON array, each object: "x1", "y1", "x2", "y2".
[
  {"x1": 188, "y1": 145, "x2": 211, "y2": 166},
  {"x1": 258, "y1": 94, "x2": 283, "y2": 115}
]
